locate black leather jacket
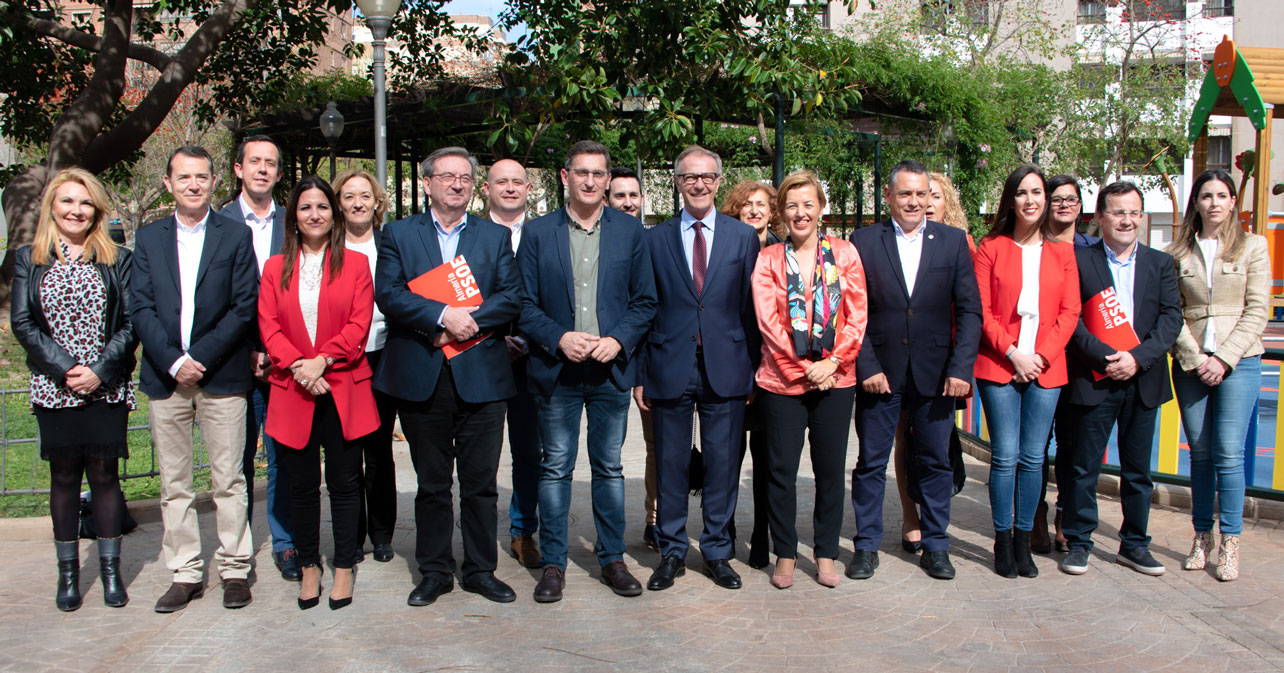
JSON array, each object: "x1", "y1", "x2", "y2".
[{"x1": 10, "y1": 245, "x2": 137, "y2": 385}]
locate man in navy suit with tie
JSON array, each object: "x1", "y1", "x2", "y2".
[
  {"x1": 635, "y1": 146, "x2": 760, "y2": 591},
  {"x1": 218, "y1": 135, "x2": 298, "y2": 582},
  {"x1": 133, "y1": 146, "x2": 260, "y2": 612},
  {"x1": 518, "y1": 140, "x2": 657, "y2": 603},
  {"x1": 374, "y1": 147, "x2": 523, "y2": 606},
  {"x1": 848, "y1": 160, "x2": 981, "y2": 580}
]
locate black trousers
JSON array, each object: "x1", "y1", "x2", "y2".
[
  {"x1": 737, "y1": 388, "x2": 771, "y2": 555},
  {"x1": 400, "y1": 364, "x2": 507, "y2": 582},
  {"x1": 759, "y1": 386, "x2": 856, "y2": 560},
  {"x1": 277, "y1": 395, "x2": 364, "y2": 569},
  {"x1": 1061, "y1": 385, "x2": 1158, "y2": 553},
  {"x1": 1040, "y1": 393, "x2": 1076, "y2": 510},
  {"x1": 358, "y1": 349, "x2": 399, "y2": 547}
]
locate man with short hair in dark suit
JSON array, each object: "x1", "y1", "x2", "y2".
[
  {"x1": 635, "y1": 145, "x2": 759, "y2": 591},
  {"x1": 518, "y1": 140, "x2": 657, "y2": 603},
  {"x1": 218, "y1": 134, "x2": 298, "y2": 582},
  {"x1": 848, "y1": 159, "x2": 981, "y2": 580},
  {"x1": 375, "y1": 147, "x2": 523, "y2": 607},
  {"x1": 133, "y1": 145, "x2": 260, "y2": 612},
  {"x1": 1059, "y1": 181, "x2": 1182, "y2": 577}
]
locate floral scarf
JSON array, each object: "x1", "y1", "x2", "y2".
[{"x1": 785, "y1": 233, "x2": 841, "y2": 359}]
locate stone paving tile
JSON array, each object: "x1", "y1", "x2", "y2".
[{"x1": 2, "y1": 405, "x2": 1283, "y2": 673}]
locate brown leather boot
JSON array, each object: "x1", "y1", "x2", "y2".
[{"x1": 1031, "y1": 501, "x2": 1052, "y2": 554}]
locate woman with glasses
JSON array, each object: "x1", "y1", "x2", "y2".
[
  {"x1": 259, "y1": 176, "x2": 378, "y2": 609},
  {"x1": 12, "y1": 168, "x2": 136, "y2": 611},
  {"x1": 973, "y1": 166, "x2": 1080, "y2": 578},
  {"x1": 1167, "y1": 169, "x2": 1269, "y2": 582},
  {"x1": 752, "y1": 171, "x2": 866, "y2": 588}
]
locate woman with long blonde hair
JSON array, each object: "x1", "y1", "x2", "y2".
[{"x1": 11, "y1": 168, "x2": 137, "y2": 610}]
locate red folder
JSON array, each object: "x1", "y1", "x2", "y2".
[
  {"x1": 1081, "y1": 287, "x2": 1140, "y2": 381},
  {"x1": 407, "y1": 255, "x2": 488, "y2": 359}
]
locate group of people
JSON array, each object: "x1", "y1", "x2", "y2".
[{"x1": 15, "y1": 134, "x2": 1265, "y2": 614}]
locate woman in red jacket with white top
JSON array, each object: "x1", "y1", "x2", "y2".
[
  {"x1": 258, "y1": 176, "x2": 378, "y2": 610},
  {"x1": 973, "y1": 166, "x2": 1080, "y2": 579}
]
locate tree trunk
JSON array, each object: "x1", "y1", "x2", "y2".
[{"x1": 0, "y1": 164, "x2": 51, "y2": 307}]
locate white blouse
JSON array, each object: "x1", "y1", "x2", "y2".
[
  {"x1": 346, "y1": 236, "x2": 387, "y2": 351},
  {"x1": 299, "y1": 251, "x2": 325, "y2": 346},
  {"x1": 1197, "y1": 235, "x2": 1219, "y2": 353},
  {"x1": 1015, "y1": 240, "x2": 1043, "y2": 355}
]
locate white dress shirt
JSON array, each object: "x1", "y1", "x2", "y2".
[
  {"x1": 1015, "y1": 240, "x2": 1043, "y2": 355},
  {"x1": 893, "y1": 219, "x2": 926, "y2": 297},
  {"x1": 1197, "y1": 235, "x2": 1220, "y2": 352},
  {"x1": 679, "y1": 207, "x2": 717, "y2": 277},
  {"x1": 168, "y1": 209, "x2": 210, "y2": 377},
  {"x1": 238, "y1": 194, "x2": 276, "y2": 273}
]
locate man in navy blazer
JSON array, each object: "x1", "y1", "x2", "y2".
[
  {"x1": 374, "y1": 147, "x2": 522, "y2": 607},
  {"x1": 634, "y1": 146, "x2": 759, "y2": 592},
  {"x1": 218, "y1": 134, "x2": 297, "y2": 581},
  {"x1": 1059, "y1": 182, "x2": 1181, "y2": 577},
  {"x1": 518, "y1": 140, "x2": 657, "y2": 603},
  {"x1": 132, "y1": 146, "x2": 259, "y2": 612},
  {"x1": 848, "y1": 160, "x2": 981, "y2": 581}
]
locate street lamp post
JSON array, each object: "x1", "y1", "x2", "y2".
[
  {"x1": 319, "y1": 101, "x2": 345, "y2": 180},
  {"x1": 354, "y1": 0, "x2": 401, "y2": 222}
]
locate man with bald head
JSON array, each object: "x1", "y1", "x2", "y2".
[{"x1": 481, "y1": 159, "x2": 542, "y2": 568}]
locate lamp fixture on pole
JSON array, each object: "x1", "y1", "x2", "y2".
[
  {"x1": 319, "y1": 101, "x2": 345, "y2": 180},
  {"x1": 354, "y1": 0, "x2": 402, "y2": 222}
]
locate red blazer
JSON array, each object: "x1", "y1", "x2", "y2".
[
  {"x1": 973, "y1": 235, "x2": 1080, "y2": 387},
  {"x1": 258, "y1": 250, "x2": 378, "y2": 449}
]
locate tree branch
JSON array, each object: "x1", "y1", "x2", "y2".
[
  {"x1": 83, "y1": 0, "x2": 256, "y2": 173},
  {"x1": 47, "y1": 0, "x2": 136, "y2": 170},
  {"x1": 16, "y1": 12, "x2": 170, "y2": 71}
]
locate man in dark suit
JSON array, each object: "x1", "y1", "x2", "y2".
[
  {"x1": 374, "y1": 147, "x2": 523, "y2": 606},
  {"x1": 848, "y1": 160, "x2": 981, "y2": 580},
  {"x1": 218, "y1": 134, "x2": 297, "y2": 582},
  {"x1": 634, "y1": 146, "x2": 759, "y2": 591},
  {"x1": 1059, "y1": 181, "x2": 1181, "y2": 577},
  {"x1": 518, "y1": 140, "x2": 657, "y2": 603},
  {"x1": 132, "y1": 146, "x2": 260, "y2": 612}
]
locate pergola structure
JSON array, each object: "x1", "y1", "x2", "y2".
[{"x1": 1189, "y1": 36, "x2": 1284, "y2": 234}]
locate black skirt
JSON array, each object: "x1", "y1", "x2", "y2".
[{"x1": 35, "y1": 400, "x2": 130, "y2": 461}]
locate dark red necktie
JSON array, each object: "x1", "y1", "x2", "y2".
[{"x1": 692, "y1": 221, "x2": 707, "y2": 295}]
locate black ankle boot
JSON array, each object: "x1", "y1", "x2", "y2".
[
  {"x1": 98, "y1": 537, "x2": 128, "y2": 607},
  {"x1": 993, "y1": 529, "x2": 1017, "y2": 578},
  {"x1": 55, "y1": 540, "x2": 82, "y2": 612},
  {"x1": 1013, "y1": 529, "x2": 1039, "y2": 578}
]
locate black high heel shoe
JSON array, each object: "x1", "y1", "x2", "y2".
[
  {"x1": 329, "y1": 566, "x2": 356, "y2": 610},
  {"x1": 298, "y1": 565, "x2": 324, "y2": 610}
]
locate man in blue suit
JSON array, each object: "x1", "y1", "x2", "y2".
[
  {"x1": 518, "y1": 140, "x2": 657, "y2": 603},
  {"x1": 133, "y1": 146, "x2": 260, "y2": 612},
  {"x1": 635, "y1": 146, "x2": 760, "y2": 591},
  {"x1": 218, "y1": 134, "x2": 297, "y2": 582},
  {"x1": 374, "y1": 147, "x2": 523, "y2": 607},
  {"x1": 848, "y1": 160, "x2": 981, "y2": 581}
]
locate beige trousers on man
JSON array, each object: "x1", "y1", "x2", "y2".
[{"x1": 151, "y1": 384, "x2": 252, "y2": 583}]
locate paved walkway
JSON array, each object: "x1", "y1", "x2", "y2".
[{"x1": 2, "y1": 405, "x2": 1283, "y2": 673}]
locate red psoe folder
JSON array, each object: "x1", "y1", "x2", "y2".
[
  {"x1": 1081, "y1": 287, "x2": 1140, "y2": 381},
  {"x1": 407, "y1": 255, "x2": 489, "y2": 359}
]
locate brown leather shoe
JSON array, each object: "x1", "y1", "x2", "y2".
[
  {"x1": 1031, "y1": 501, "x2": 1052, "y2": 554},
  {"x1": 600, "y1": 560, "x2": 642, "y2": 597},
  {"x1": 1053, "y1": 510, "x2": 1069, "y2": 553},
  {"x1": 510, "y1": 535, "x2": 541, "y2": 569},
  {"x1": 533, "y1": 566, "x2": 565, "y2": 603},
  {"x1": 154, "y1": 581, "x2": 204, "y2": 613},
  {"x1": 222, "y1": 578, "x2": 252, "y2": 609}
]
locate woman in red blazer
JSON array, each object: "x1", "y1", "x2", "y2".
[
  {"x1": 258, "y1": 176, "x2": 378, "y2": 610},
  {"x1": 973, "y1": 166, "x2": 1080, "y2": 579}
]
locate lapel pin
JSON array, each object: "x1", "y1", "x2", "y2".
[{"x1": 928, "y1": 234, "x2": 934, "y2": 240}]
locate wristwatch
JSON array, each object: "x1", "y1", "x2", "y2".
[
  {"x1": 828, "y1": 355, "x2": 841, "y2": 366},
  {"x1": 325, "y1": 356, "x2": 335, "y2": 367}
]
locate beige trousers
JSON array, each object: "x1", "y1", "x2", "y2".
[{"x1": 151, "y1": 385, "x2": 252, "y2": 583}]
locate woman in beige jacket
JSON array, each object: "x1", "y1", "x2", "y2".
[{"x1": 1167, "y1": 169, "x2": 1270, "y2": 582}]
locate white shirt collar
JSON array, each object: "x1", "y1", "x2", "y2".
[
  {"x1": 238, "y1": 193, "x2": 275, "y2": 226},
  {"x1": 176, "y1": 209, "x2": 210, "y2": 233},
  {"x1": 681, "y1": 207, "x2": 718, "y2": 231},
  {"x1": 893, "y1": 218, "x2": 926, "y2": 241}
]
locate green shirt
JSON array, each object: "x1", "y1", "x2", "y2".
[{"x1": 567, "y1": 215, "x2": 601, "y2": 336}]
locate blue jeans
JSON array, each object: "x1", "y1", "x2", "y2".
[
  {"x1": 978, "y1": 380, "x2": 1060, "y2": 532},
  {"x1": 1172, "y1": 355, "x2": 1260, "y2": 537},
  {"x1": 246, "y1": 383, "x2": 293, "y2": 552},
  {"x1": 534, "y1": 374, "x2": 630, "y2": 570}
]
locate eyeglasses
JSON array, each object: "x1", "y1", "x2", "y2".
[
  {"x1": 569, "y1": 168, "x2": 608, "y2": 180},
  {"x1": 676, "y1": 172, "x2": 721, "y2": 186},
  {"x1": 1049, "y1": 196, "x2": 1080, "y2": 206},
  {"x1": 1104, "y1": 209, "x2": 1144, "y2": 219},
  {"x1": 432, "y1": 172, "x2": 474, "y2": 185}
]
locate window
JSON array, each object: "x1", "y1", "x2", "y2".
[
  {"x1": 922, "y1": 0, "x2": 989, "y2": 31},
  {"x1": 1203, "y1": 0, "x2": 1233, "y2": 18},
  {"x1": 787, "y1": 1, "x2": 830, "y2": 29},
  {"x1": 1122, "y1": 0, "x2": 1187, "y2": 22},
  {"x1": 1077, "y1": 0, "x2": 1106, "y2": 24},
  {"x1": 1206, "y1": 136, "x2": 1232, "y2": 173},
  {"x1": 71, "y1": 10, "x2": 92, "y2": 25},
  {"x1": 1121, "y1": 140, "x2": 1175, "y2": 175}
]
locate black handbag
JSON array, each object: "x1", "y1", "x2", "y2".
[{"x1": 78, "y1": 490, "x2": 138, "y2": 539}]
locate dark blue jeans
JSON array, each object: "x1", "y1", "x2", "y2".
[
  {"x1": 534, "y1": 372, "x2": 631, "y2": 571},
  {"x1": 245, "y1": 381, "x2": 293, "y2": 552},
  {"x1": 507, "y1": 363, "x2": 543, "y2": 539}
]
